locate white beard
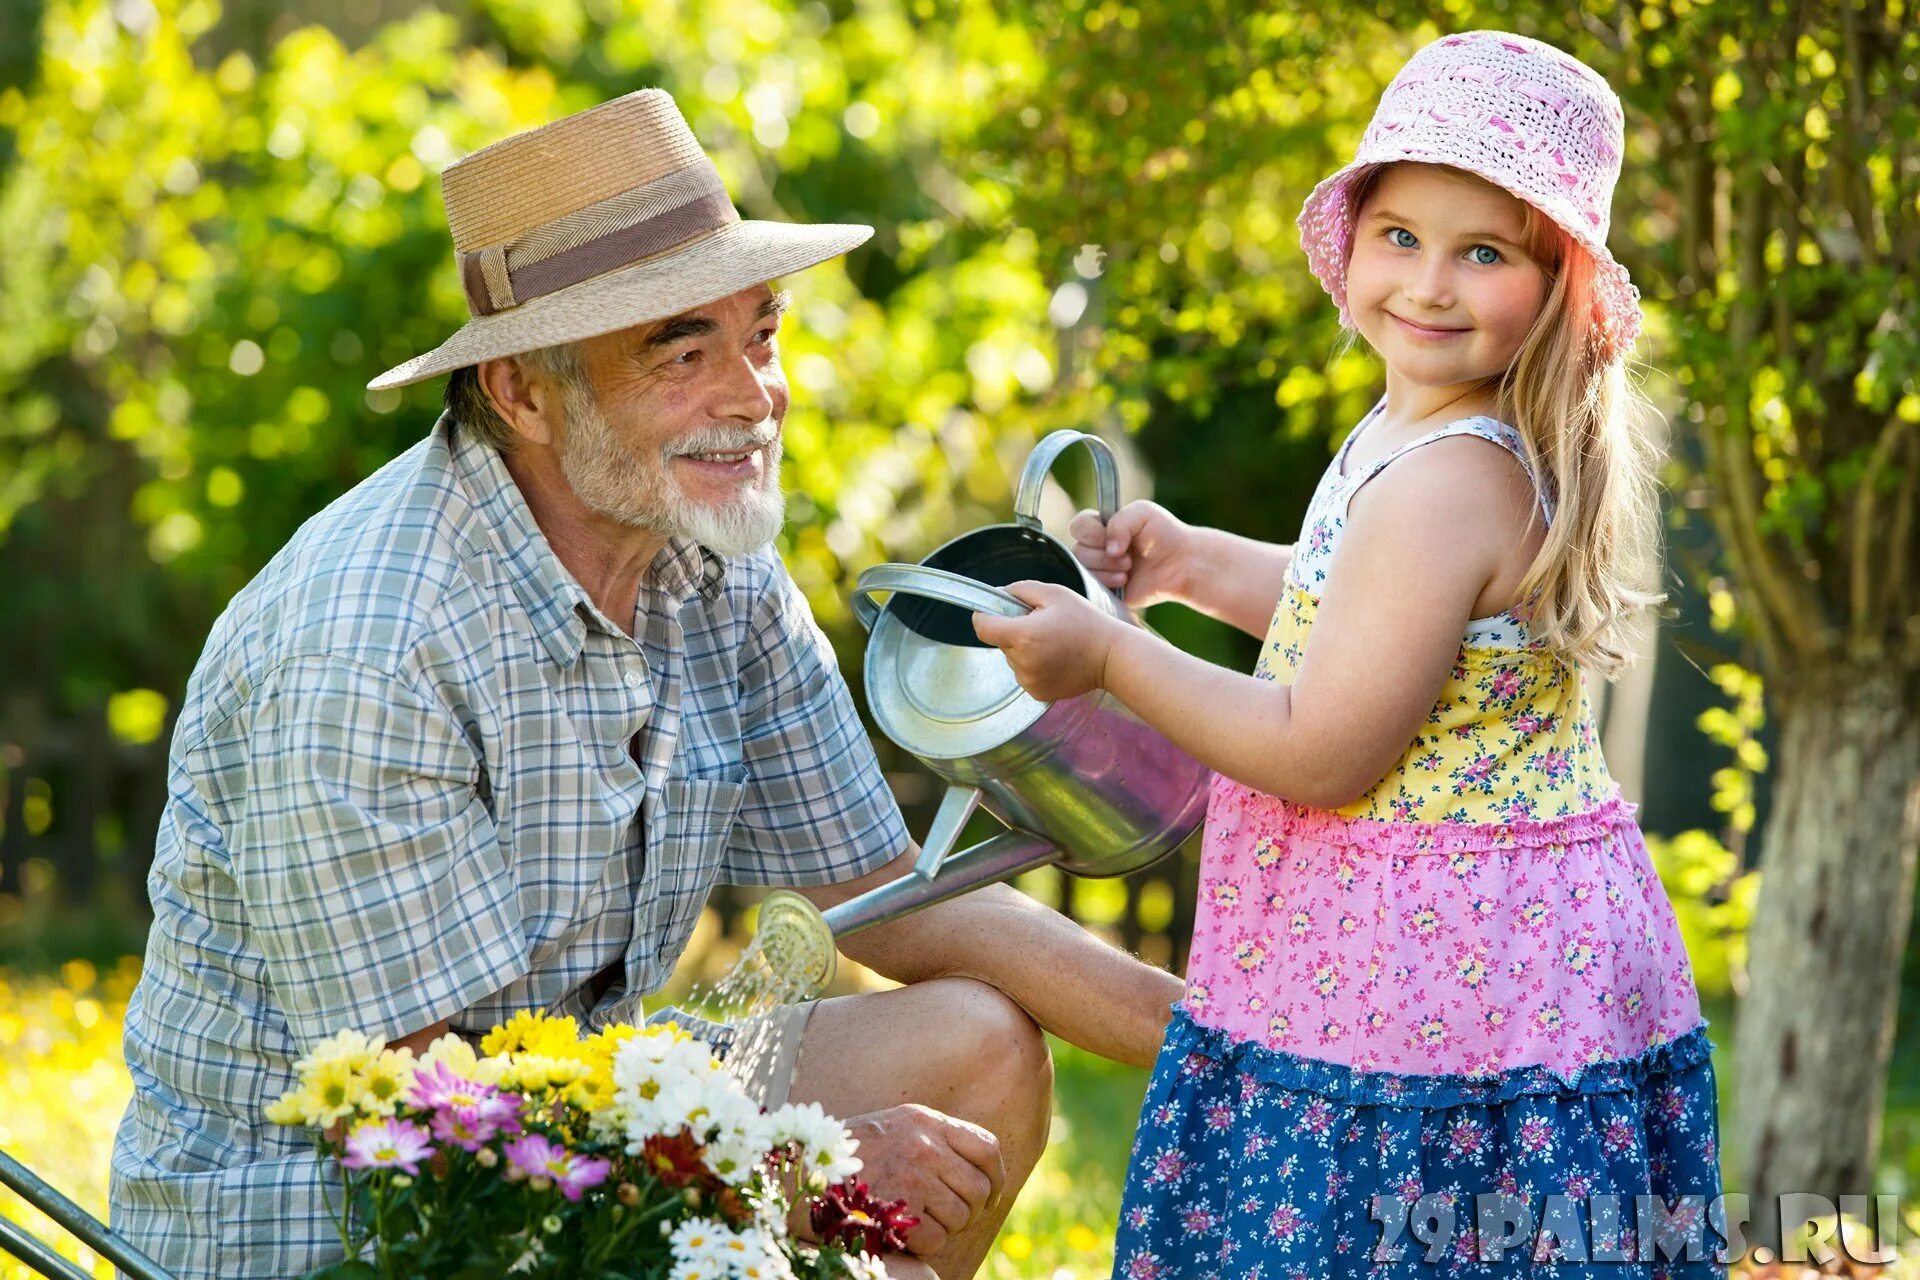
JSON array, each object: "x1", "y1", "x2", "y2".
[{"x1": 555, "y1": 384, "x2": 786, "y2": 558}]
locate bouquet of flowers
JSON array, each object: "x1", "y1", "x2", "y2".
[{"x1": 267, "y1": 1010, "x2": 916, "y2": 1279}]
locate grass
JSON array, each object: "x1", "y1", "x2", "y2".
[
  {"x1": 3, "y1": 893, "x2": 1916, "y2": 1280},
  {"x1": 984, "y1": 1039, "x2": 1145, "y2": 1280}
]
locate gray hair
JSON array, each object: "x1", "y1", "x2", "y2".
[{"x1": 443, "y1": 342, "x2": 589, "y2": 452}]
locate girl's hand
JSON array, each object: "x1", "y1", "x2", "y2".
[
  {"x1": 1069, "y1": 501, "x2": 1192, "y2": 610},
  {"x1": 971, "y1": 582, "x2": 1124, "y2": 702}
]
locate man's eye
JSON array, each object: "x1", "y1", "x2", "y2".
[
  {"x1": 672, "y1": 349, "x2": 701, "y2": 365},
  {"x1": 755, "y1": 327, "x2": 778, "y2": 346},
  {"x1": 1469, "y1": 245, "x2": 1503, "y2": 265}
]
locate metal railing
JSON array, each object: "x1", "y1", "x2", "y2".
[{"x1": 0, "y1": 1149, "x2": 177, "y2": 1280}]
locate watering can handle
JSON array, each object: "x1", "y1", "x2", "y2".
[
  {"x1": 850, "y1": 563, "x2": 1031, "y2": 633},
  {"x1": 1014, "y1": 430, "x2": 1121, "y2": 529}
]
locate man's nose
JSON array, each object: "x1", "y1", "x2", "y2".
[{"x1": 712, "y1": 351, "x2": 777, "y2": 423}]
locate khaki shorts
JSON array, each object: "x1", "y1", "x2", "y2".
[{"x1": 645, "y1": 1001, "x2": 816, "y2": 1109}]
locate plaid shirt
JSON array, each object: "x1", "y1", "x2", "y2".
[{"x1": 109, "y1": 416, "x2": 907, "y2": 1279}]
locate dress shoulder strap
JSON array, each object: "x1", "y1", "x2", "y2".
[{"x1": 1346, "y1": 415, "x2": 1555, "y2": 529}]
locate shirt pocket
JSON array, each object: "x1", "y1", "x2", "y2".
[{"x1": 645, "y1": 774, "x2": 747, "y2": 974}]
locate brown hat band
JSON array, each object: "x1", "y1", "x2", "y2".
[{"x1": 457, "y1": 162, "x2": 741, "y2": 318}]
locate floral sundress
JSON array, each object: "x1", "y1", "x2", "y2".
[{"x1": 1112, "y1": 399, "x2": 1727, "y2": 1279}]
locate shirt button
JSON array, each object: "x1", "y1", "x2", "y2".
[{"x1": 624, "y1": 671, "x2": 642, "y2": 689}]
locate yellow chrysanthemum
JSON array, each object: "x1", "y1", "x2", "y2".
[
  {"x1": 419, "y1": 1032, "x2": 511, "y2": 1086},
  {"x1": 500, "y1": 1052, "x2": 590, "y2": 1093},
  {"x1": 358, "y1": 1048, "x2": 417, "y2": 1117},
  {"x1": 481, "y1": 1008, "x2": 581, "y2": 1057},
  {"x1": 294, "y1": 1028, "x2": 382, "y2": 1079},
  {"x1": 300, "y1": 1060, "x2": 367, "y2": 1126},
  {"x1": 265, "y1": 1091, "x2": 312, "y2": 1127}
]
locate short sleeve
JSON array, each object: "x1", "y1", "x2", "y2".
[
  {"x1": 722, "y1": 568, "x2": 909, "y2": 886},
  {"x1": 230, "y1": 655, "x2": 527, "y2": 1050}
]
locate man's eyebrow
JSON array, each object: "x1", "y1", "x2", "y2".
[
  {"x1": 643, "y1": 315, "x2": 719, "y2": 348},
  {"x1": 757, "y1": 289, "x2": 792, "y2": 322},
  {"x1": 643, "y1": 291, "x2": 790, "y2": 350},
  {"x1": 1365, "y1": 208, "x2": 1525, "y2": 249}
]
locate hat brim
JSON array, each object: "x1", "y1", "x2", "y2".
[{"x1": 368, "y1": 219, "x2": 873, "y2": 390}]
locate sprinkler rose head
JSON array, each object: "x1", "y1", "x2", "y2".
[{"x1": 753, "y1": 890, "x2": 837, "y2": 998}]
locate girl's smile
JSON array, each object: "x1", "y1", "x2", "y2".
[{"x1": 1387, "y1": 312, "x2": 1472, "y2": 341}]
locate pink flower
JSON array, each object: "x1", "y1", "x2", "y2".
[
  {"x1": 406, "y1": 1059, "x2": 500, "y2": 1112},
  {"x1": 342, "y1": 1117, "x2": 434, "y2": 1175},
  {"x1": 430, "y1": 1095, "x2": 523, "y2": 1152},
  {"x1": 503, "y1": 1133, "x2": 613, "y2": 1202}
]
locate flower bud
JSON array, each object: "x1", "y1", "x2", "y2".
[
  {"x1": 474, "y1": 1147, "x2": 499, "y2": 1168},
  {"x1": 542, "y1": 1214, "x2": 562, "y2": 1235},
  {"x1": 530, "y1": 1175, "x2": 553, "y2": 1194},
  {"x1": 391, "y1": 1175, "x2": 413, "y2": 1189},
  {"x1": 616, "y1": 1182, "x2": 640, "y2": 1207}
]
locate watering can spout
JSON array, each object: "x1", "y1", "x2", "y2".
[
  {"x1": 821, "y1": 827, "x2": 1060, "y2": 938},
  {"x1": 752, "y1": 829, "x2": 1060, "y2": 1000}
]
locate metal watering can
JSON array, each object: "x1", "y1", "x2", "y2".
[{"x1": 757, "y1": 431, "x2": 1212, "y2": 991}]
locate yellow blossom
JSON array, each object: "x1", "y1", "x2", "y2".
[
  {"x1": 481, "y1": 1008, "x2": 581, "y2": 1057},
  {"x1": 358, "y1": 1048, "x2": 417, "y2": 1116},
  {"x1": 265, "y1": 1091, "x2": 311, "y2": 1126},
  {"x1": 303, "y1": 1059, "x2": 369, "y2": 1125},
  {"x1": 294, "y1": 1028, "x2": 382, "y2": 1078}
]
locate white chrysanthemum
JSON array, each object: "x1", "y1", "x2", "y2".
[
  {"x1": 768, "y1": 1101, "x2": 862, "y2": 1183},
  {"x1": 668, "y1": 1217, "x2": 730, "y2": 1266},
  {"x1": 614, "y1": 1034, "x2": 736, "y2": 1144},
  {"x1": 835, "y1": 1252, "x2": 891, "y2": 1280},
  {"x1": 715, "y1": 1226, "x2": 796, "y2": 1280}
]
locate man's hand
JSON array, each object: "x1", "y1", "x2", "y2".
[{"x1": 844, "y1": 1104, "x2": 1004, "y2": 1258}]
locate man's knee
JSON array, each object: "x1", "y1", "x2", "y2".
[{"x1": 937, "y1": 978, "x2": 1054, "y2": 1117}]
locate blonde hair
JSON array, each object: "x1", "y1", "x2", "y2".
[{"x1": 1340, "y1": 162, "x2": 1665, "y2": 679}]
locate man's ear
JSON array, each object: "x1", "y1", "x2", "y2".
[{"x1": 477, "y1": 355, "x2": 559, "y2": 448}]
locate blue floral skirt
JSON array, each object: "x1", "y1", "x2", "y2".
[{"x1": 1112, "y1": 1009, "x2": 1728, "y2": 1279}]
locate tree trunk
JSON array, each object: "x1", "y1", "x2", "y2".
[{"x1": 1734, "y1": 663, "x2": 1920, "y2": 1247}]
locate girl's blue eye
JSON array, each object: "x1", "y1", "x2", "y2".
[
  {"x1": 1388, "y1": 228, "x2": 1417, "y2": 249},
  {"x1": 1469, "y1": 245, "x2": 1503, "y2": 266}
]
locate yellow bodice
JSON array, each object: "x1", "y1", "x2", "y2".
[{"x1": 1254, "y1": 580, "x2": 1617, "y2": 823}]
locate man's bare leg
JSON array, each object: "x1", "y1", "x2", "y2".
[{"x1": 787, "y1": 976, "x2": 1055, "y2": 1280}]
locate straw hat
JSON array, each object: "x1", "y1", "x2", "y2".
[{"x1": 368, "y1": 89, "x2": 871, "y2": 391}]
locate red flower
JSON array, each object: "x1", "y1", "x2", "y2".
[
  {"x1": 810, "y1": 1180, "x2": 918, "y2": 1255},
  {"x1": 640, "y1": 1131, "x2": 706, "y2": 1189}
]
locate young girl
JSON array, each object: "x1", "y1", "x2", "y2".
[{"x1": 973, "y1": 30, "x2": 1725, "y2": 1279}]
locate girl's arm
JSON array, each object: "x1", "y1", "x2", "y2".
[
  {"x1": 982, "y1": 439, "x2": 1536, "y2": 807},
  {"x1": 1175, "y1": 525, "x2": 1296, "y2": 637}
]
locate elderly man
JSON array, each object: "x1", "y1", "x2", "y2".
[{"x1": 108, "y1": 89, "x2": 1178, "y2": 1280}]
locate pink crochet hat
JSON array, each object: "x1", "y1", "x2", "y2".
[{"x1": 1297, "y1": 30, "x2": 1642, "y2": 363}]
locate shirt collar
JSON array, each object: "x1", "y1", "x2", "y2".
[
  {"x1": 443, "y1": 415, "x2": 728, "y2": 667},
  {"x1": 648, "y1": 536, "x2": 729, "y2": 608}
]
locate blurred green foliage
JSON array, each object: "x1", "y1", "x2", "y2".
[{"x1": 0, "y1": 0, "x2": 1916, "y2": 1206}]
